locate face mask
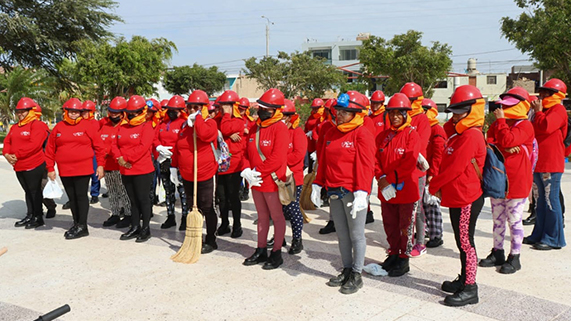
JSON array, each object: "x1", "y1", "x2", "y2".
[
  {"x1": 167, "y1": 110, "x2": 178, "y2": 120},
  {"x1": 258, "y1": 109, "x2": 273, "y2": 121},
  {"x1": 110, "y1": 116, "x2": 122, "y2": 124},
  {"x1": 127, "y1": 113, "x2": 137, "y2": 120}
]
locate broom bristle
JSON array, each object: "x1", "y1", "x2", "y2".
[
  {"x1": 171, "y1": 209, "x2": 203, "y2": 264},
  {"x1": 300, "y1": 172, "x2": 316, "y2": 210}
]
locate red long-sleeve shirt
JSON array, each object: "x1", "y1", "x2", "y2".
[
  {"x1": 533, "y1": 104, "x2": 568, "y2": 173},
  {"x1": 111, "y1": 122, "x2": 155, "y2": 176},
  {"x1": 369, "y1": 112, "x2": 389, "y2": 138},
  {"x1": 153, "y1": 117, "x2": 186, "y2": 160},
  {"x1": 99, "y1": 119, "x2": 122, "y2": 171},
  {"x1": 375, "y1": 127, "x2": 421, "y2": 204},
  {"x1": 363, "y1": 116, "x2": 376, "y2": 136},
  {"x1": 243, "y1": 121, "x2": 289, "y2": 192},
  {"x1": 410, "y1": 113, "x2": 431, "y2": 158},
  {"x1": 487, "y1": 118, "x2": 534, "y2": 199},
  {"x1": 45, "y1": 120, "x2": 105, "y2": 177},
  {"x1": 305, "y1": 115, "x2": 321, "y2": 153},
  {"x1": 219, "y1": 114, "x2": 245, "y2": 175},
  {"x1": 287, "y1": 126, "x2": 308, "y2": 186},
  {"x1": 314, "y1": 125, "x2": 375, "y2": 194},
  {"x1": 172, "y1": 115, "x2": 218, "y2": 182},
  {"x1": 426, "y1": 124, "x2": 447, "y2": 178},
  {"x1": 3, "y1": 120, "x2": 48, "y2": 172},
  {"x1": 429, "y1": 128, "x2": 486, "y2": 208}
]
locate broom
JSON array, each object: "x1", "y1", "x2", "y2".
[
  {"x1": 300, "y1": 163, "x2": 317, "y2": 211},
  {"x1": 171, "y1": 129, "x2": 203, "y2": 264}
]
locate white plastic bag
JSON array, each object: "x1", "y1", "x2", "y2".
[
  {"x1": 158, "y1": 183, "x2": 166, "y2": 204},
  {"x1": 423, "y1": 185, "x2": 440, "y2": 205},
  {"x1": 43, "y1": 179, "x2": 63, "y2": 199}
]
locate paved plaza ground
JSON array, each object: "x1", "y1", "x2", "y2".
[{"x1": 1, "y1": 157, "x2": 570, "y2": 321}]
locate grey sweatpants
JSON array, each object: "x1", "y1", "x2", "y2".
[
  {"x1": 330, "y1": 192, "x2": 367, "y2": 273},
  {"x1": 407, "y1": 175, "x2": 426, "y2": 254}
]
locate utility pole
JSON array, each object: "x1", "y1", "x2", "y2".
[{"x1": 261, "y1": 16, "x2": 274, "y2": 57}]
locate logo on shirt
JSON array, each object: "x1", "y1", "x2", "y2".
[
  {"x1": 101, "y1": 134, "x2": 109, "y2": 140},
  {"x1": 21, "y1": 131, "x2": 31, "y2": 136},
  {"x1": 288, "y1": 143, "x2": 293, "y2": 149},
  {"x1": 395, "y1": 147, "x2": 405, "y2": 155},
  {"x1": 341, "y1": 141, "x2": 354, "y2": 148},
  {"x1": 73, "y1": 132, "x2": 84, "y2": 137},
  {"x1": 446, "y1": 146, "x2": 454, "y2": 155},
  {"x1": 376, "y1": 122, "x2": 384, "y2": 127},
  {"x1": 130, "y1": 133, "x2": 140, "y2": 139},
  {"x1": 173, "y1": 129, "x2": 180, "y2": 134},
  {"x1": 56, "y1": 133, "x2": 61, "y2": 137},
  {"x1": 261, "y1": 140, "x2": 271, "y2": 147}
]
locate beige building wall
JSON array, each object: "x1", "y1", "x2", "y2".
[{"x1": 231, "y1": 75, "x2": 266, "y2": 101}]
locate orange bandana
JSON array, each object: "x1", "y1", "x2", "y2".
[
  {"x1": 371, "y1": 105, "x2": 385, "y2": 116},
  {"x1": 126, "y1": 107, "x2": 148, "y2": 127},
  {"x1": 18, "y1": 111, "x2": 37, "y2": 127},
  {"x1": 151, "y1": 112, "x2": 161, "y2": 128},
  {"x1": 257, "y1": 108, "x2": 284, "y2": 128},
  {"x1": 312, "y1": 107, "x2": 324, "y2": 121},
  {"x1": 390, "y1": 112, "x2": 412, "y2": 132},
  {"x1": 232, "y1": 103, "x2": 243, "y2": 118},
  {"x1": 455, "y1": 98, "x2": 485, "y2": 134},
  {"x1": 409, "y1": 96, "x2": 425, "y2": 117},
  {"x1": 84, "y1": 111, "x2": 94, "y2": 121},
  {"x1": 289, "y1": 114, "x2": 300, "y2": 129},
  {"x1": 63, "y1": 110, "x2": 82, "y2": 125},
  {"x1": 35, "y1": 111, "x2": 42, "y2": 120},
  {"x1": 336, "y1": 110, "x2": 366, "y2": 133},
  {"x1": 426, "y1": 107, "x2": 440, "y2": 127},
  {"x1": 504, "y1": 100, "x2": 530, "y2": 120},
  {"x1": 245, "y1": 109, "x2": 254, "y2": 121},
  {"x1": 542, "y1": 91, "x2": 566, "y2": 109}
]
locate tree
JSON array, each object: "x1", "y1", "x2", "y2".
[
  {"x1": 163, "y1": 64, "x2": 227, "y2": 96},
  {"x1": 501, "y1": 0, "x2": 571, "y2": 85},
  {"x1": 73, "y1": 36, "x2": 177, "y2": 100},
  {"x1": 244, "y1": 51, "x2": 345, "y2": 99},
  {"x1": 0, "y1": 0, "x2": 122, "y2": 81},
  {"x1": 359, "y1": 30, "x2": 452, "y2": 96}
]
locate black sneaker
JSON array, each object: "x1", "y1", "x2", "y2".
[
  {"x1": 103, "y1": 215, "x2": 121, "y2": 227},
  {"x1": 340, "y1": 272, "x2": 363, "y2": 294},
  {"x1": 327, "y1": 268, "x2": 351, "y2": 287},
  {"x1": 90, "y1": 196, "x2": 99, "y2": 204},
  {"x1": 230, "y1": 227, "x2": 243, "y2": 238},
  {"x1": 243, "y1": 248, "x2": 268, "y2": 266},
  {"x1": 319, "y1": 221, "x2": 335, "y2": 235},
  {"x1": 479, "y1": 249, "x2": 505, "y2": 267},
  {"x1": 62, "y1": 201, "x2": 71, "y2": 210},
  {"x1": 201, "y1": 242, "x2": 218, "y2": 254},
  {"x1": 381, "y1": 254, "x2": 399, "y2": 272},
  {"x1": 217, "y1": 224, "x2": 231, "y2": 236},
  {"x1": 388, "y1": 257, "x2": 410, "y2": 277},
  {"x1": 161, "y1": 215, "x2": 176, "y2": 229},
  {"x1": 426, "y1": 237, "x2": 444, "y2": 248},
  {"x1": 116, "y1": 216, "x2": 131, "y2": 228}
]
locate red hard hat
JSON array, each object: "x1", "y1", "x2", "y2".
[
  {"x1": 324, "y1": 98, "x2": 336, "y2": 110},
  {"x1": 82, "y1": 100, "x2": 96, "y2": 112},
  {"x1": 218, "y1": 90, "x2": 239, "y2": 104},
  {"x1": 16, "y1": 97, "x2": 37, "y2": 110},
  {"x1": 35, "y1": 105, "x2": 42, "y2": 113},
  {"x1": 334, "y1": 91, "x2": 367, "y2": 111},
  {"x1": 283, "y1": 99, "x2": 296, "y2": 115},
  {"x1": 238, "y1": 97, "x2": 250, "y2": 109},
  {"x1": 126, "y1": 95, "x2": 147, "y2": 112},
  {"x1": 207, "y1": 101, "x2": 216, "y2": 111},
  {"x1": 446, "y1": 85, "x2": 483, "y2": 112},
  {"x1": 63, "y1": 98, "x2": 83, "y2": 110},
  {"x1": 109, "y1": 97, "x2": 127, "y2": 112},
  {"x1": 529, "y1": 95, "x2": 539, "y2": 102},
  {"x1": 370, "y1": 90, "x2": 386, "y2": 103},
  {"x1": 500, "y1": 86, "x2": 530, "y2": 102},
  {"x1": 257, "y1": 88, "x2": 285, "y2": 108},
  {"x1": 311, "y1": 98, "x2": 324, "y2": 108},
  {"x1": 146, "y1": 98, "x2": 160, "y2": 112},
  {"x1": 213, "y1": 96, "x2": 220, "y2": 107},
  {"x1": 421, "y1": 98, "x2": 437, "y2": 110},
  {"x1": 539, "y1": 78, "x2": 567, "y2": 94},
  {"x1": 187, "y1": 90, "x2": 209, "y2": 105},
  {"x1": 386, "y1": 93, "x2": 412, "y2": 110},
  {"x1": 166, "y1": 95, "x2": 186, "y2": 109},
  {"x1": 160, "y1": 99, "x2": 169, "y2": 109},
  {"x1": 399, "y1": 82, "x2": 423, "y2": 99}
]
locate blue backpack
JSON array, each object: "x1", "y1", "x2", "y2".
[{"x1": 472, "y1": 143, "x2": 508, "y2": 199}]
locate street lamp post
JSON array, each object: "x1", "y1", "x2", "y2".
[{"x1": 261, "y1": 16, "x2": 274, "y2": 57}]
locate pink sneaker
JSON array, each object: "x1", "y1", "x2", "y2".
[{"x1": 409, "y1": 244, "x2": 427, "y2": 258}]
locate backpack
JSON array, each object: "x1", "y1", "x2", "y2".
[
  {"x1": 211, "y1": 130, "x2": 231, "y2": 173},
  {"x1": 472, "y1": 143, "x2": 508, "y2": 199},
  {"x1": 514, "y1": 120, "x2": 538, "y2": 172},
  {"x1": 564, "y1": 114, "x2": 571, "y2": 148}
]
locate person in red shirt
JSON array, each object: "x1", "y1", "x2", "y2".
[
  {"x1": 479, "y1": 87, "x2": 534, "y2": 274},
  {"x1": 33, "y1": 105, "x2": 57, "y2": 220},
  {"x1": 145, "y1": 98, "x2": 162, "y2": 218},
  {"x1": 241, "y1": 88, "x2": 289, "y2": 270},
  {"x1": 79, "y1": 100, "x2": 102, "y2": 205},
  {"x1": 421, "y1": 99, "x2": 447, "y2": 249},
  {"x1": 46, "y1": 98, "x2": 106, "y2": 239},
  {"x1": 172, "y1": 93, "x2": 219, "y2": 254},
  {"x1": 282, "y1": 99, "x2": 308, "y2": 254},
  {"x1": 305, "y1": 98, "x2": 325, "y2": 173},
  {"x1": 429, "y1": 85, "x2": 486, "y2": 306},
  {"x1": 524, "y1": 78, "x2": 567, "y2": 250},
  {"x1": 316, "y1": 99, "x2": 338, "y2": 235},
  {"x1": 238, "y1": 97, "x2": 254, "y2": 201},
  {"x1": 3, "y1": 97, "x2": 49, "y2": 229},
  {"x1": 313, "y1": 91, "x2": 375, "y2": 294},
  {"x1": 100, "y1": 97, "x2": 132, "y2": 227},
  {"x1": 369, "y1": 90, "x2": 388, "y2": 137},
  {"x1": 154, "y1": 95, "x2": 189, "y2": 230},
  {"x1": 112, "y1": 95, "x2": 156, "y2": 242}
]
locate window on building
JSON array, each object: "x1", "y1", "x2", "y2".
[
  {"x1": 487, "y1": 76, "x2": 497, "y2": 85},
  {"x1": 434, "y1": 80, "x2": 448, "y2": 89},
  {"x1": 312, "y1": 49, "x2": 331, "y2": 61},
  {"x1": 340, "y1": 49, "x2": 359, "y2": 61}
]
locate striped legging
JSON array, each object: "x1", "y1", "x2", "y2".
[{"x1": 105, "y1": 170, "x2": 131, "y2": 217}]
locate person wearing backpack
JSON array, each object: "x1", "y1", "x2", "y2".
[
  {"x1": 523, "y1": 79, "x2": 568, "y2": 250},
  {"x1": 480, "y1": 87, "x2": 534, "y2": 274},
  {"x1": 429, "y1": 85, "x2": 486, "y2": 306}
]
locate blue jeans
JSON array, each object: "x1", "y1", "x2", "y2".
[
  {"x1": 90, "y1": 156, "x2": 100, "y2": 197},
  {"x1": 530, "y1": 172, "x2": 566, "y2": 248}
]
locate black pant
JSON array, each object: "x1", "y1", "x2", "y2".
[
  {"x1": 216, "y1": 172, "x2": 242, "y2": 228},
  {"x1": 16, "y1": 162, "x2": 46, "y2": 218},
  {"x1": 183, "y1": 177, "x2": 217, "y2": 245},
  {"x1": 122, "y1": 172, "x2": 154, "y2": 228},
  {"x1": 449, "y1": 194, "x2": 484, "y2": 282},
  {"x1": 159, "y1": 159, "x2": 188, "y2": 217},
  {"x1": 61, "y1": 175, "x2": 91, "y2": 226}
]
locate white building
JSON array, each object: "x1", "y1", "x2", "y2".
[{"x1": 301, "y1": 35, "x2": 366, "y2": 76}]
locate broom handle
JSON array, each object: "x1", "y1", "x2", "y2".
[{"x1": 192, "y1": 127, "x2": 198, "y2": 209}]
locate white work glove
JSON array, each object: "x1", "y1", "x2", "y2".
[
  {"x1": 381, "y1": 184, "x2": 397, "y2": 201},
  {"x1": 417, "y1": 154, "x2": 430, "y2": 172},
  {"x1": 241, "y1": 168, "x2": 263, "y2": 187},
  {"x1": 310, "y1": 152, "x2": 317, "y2": 162},
  {"x1": 157, "y1": 154, "x2": 168, "y2": 164},
  {"x1": 311, "y1": 184, "x2": 322, "y2": 207},
  {"x1": 347, "y1": 190, "x2": 368, "y2": 219},
  {"x1": 423, "y1": 185, "x2": 439, "y2": 205},
  {"x1": 156, "y1": 145, "x2": 173, "y2": 157},
  {"x1": 306, "y1": 130, "x2": 313, "y2": 139},
  {"x1": 187, "y1": 111, "x2": 199, "y2": 127},
  {"x1": 169, "y1": 168, "x2": 180, "y2": 186}
]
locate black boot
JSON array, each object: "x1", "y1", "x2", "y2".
[
  {"x1": 46, "y1": 208, "x2": 56, "y2": 219},
  {"x1": 201, "y1": 241, "x2": 218, "y2": 254},
  {"x1": 327, "y1": 268, "x2": 352, "y2": 287},
  {"x1": 366, "y1": 211, "x2": 374, "y2": 224},
  {"x1": 340, "y1": 271, "x2": 363, "y2": 294},
  {"x1": 25, "y1": 216, "x2": 44, "y2": 229},
  {"x1": 161, "y1": 215, "x2": 176, "y2": 229},
  {"x1": 441, "y1": 274, "x2": 465, "y2": 293},
  {"x1": 262, "y1": 249, "x2": 283, "y2": 270},
  {"x1": 136, "y1": 226, "x2": 151, "y2": 243},
  {"x1": 478, "y1": 249, "x2": 505, "y2": 267},
  {"x1": 179, "y1": 215, "x2": 187, "y2": 231},
  {"x1": 230, "y1": 226, "x2": 243, "y2": 238},
  {"x1": 243, "y1": 247, "x2": 268, "y2": 266},
  {"x1": 217, "y1": 223, "x2": 231, "y2": 236},
  {"x1": 103, "y1": 215, "x2": 121, "y2": 227},
  {"x1": 288, "y1": 238, "x2": 303, "y2": 254},
  {"x1": 522, "y1": 213, "x2": 536, "y2": 225},
  {"x1": 65, "y1": 225, "x2": 89, "y2": 240},
  {"x1": 267, "y1": 237, "x2": 286, "y2": 247},
  {"x1": 116, "y1": 216, "x2": 131, "y2": 228},
  {"x1": 444, "y1": 283, "x2": 479, "y2": 306},
  {"x1": 426, "y1": 237, "x2": 444, "y2": 248},
  {"x1": 120, "y1": 226, "x2": 141, "y2": 240},
  {"x1": 15, "y1": 215, "x2": 32, "y2": 227},
  {"x1": 90, "y1": 196, "x2": 99, "y2": 204},
  {"x1": 381, "y1": 254, "x2": 399, "y2": 272},
  {"x1": 64, "y1": 224, "x2": 78, "y2": 238},
  {"x1": 62, "y1": 201, "x2": 71, "y2": 210},
  {"x1": 388, "y1": 257, "x2": 410, "y2": 277},
  {"x1": 500, "y1": 254, "x2": 521, "y2": 274},
  {"x1": 319, "y1": 220, "x2": 335, "y2": 235}
]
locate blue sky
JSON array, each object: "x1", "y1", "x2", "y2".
[{"x1": 109, "y1": 0, "x2": 530, "y2": 75}]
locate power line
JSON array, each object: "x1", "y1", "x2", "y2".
[{"x1": 452, "y1": 48, "x2": 518, "y2": 57}]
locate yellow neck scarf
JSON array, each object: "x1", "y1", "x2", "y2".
[
  {"x1": 337, "y1": 110, "x2": 366, "y2": 133},
  {"x1": 371, "y1": 105, "x2": 385, "y2": 116},
  {"x1": 257, "y1": 109, "x2": 284, "y2": 128},
  {"x1": 408, "y1": 96, "x2": 425, "y2": 117},
  {"x1": 126, "y1": 107, "x2": 148, "y2": 127},
  {"x1": 426, "y1": 107, "x2": 440, "y2": 126},
  {"x1": 63, "y1": 110, "x2": 82, "y2": 125},
  {"x1": 542, "y1": 91, "x2": 566, "y2": 109},
  {"x1": 245, "y1": 109, "x2": 254, "y2": 121},
  {"x1": 18, "y1": 111, "x2": 37, "y2": 127},
  {"x1": 288, "y1": 114, "x2": 300, "y2": 129},
  {"x1": 232, "y1": 103, "x2": 243, "y2": 118},
  {"x1": 312, "y1": 107, "x2": 324, "y2": 120},
  {"x1": 504, "y1": 100, "x2": 530, "y2": 120},
  {"x1": 455, "y1": 98, "x2": 485, "y2": 134}
]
